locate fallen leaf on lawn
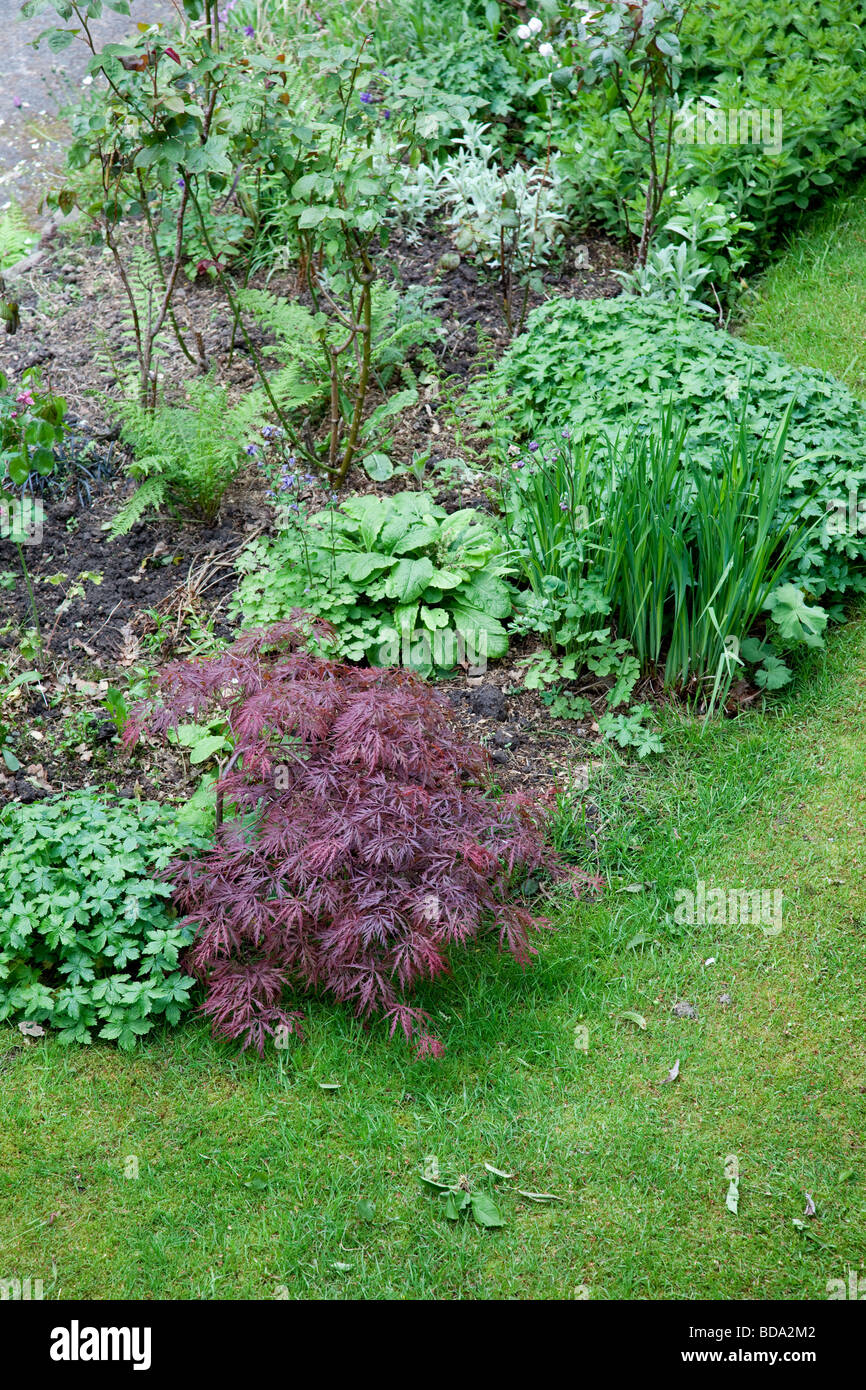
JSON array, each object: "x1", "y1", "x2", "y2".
[
  {"x1": 484, "y1": 1163, "x2": 516, "y2": 1179},
  {"x1": 621, "y1": 883, "x2": 646, "y2": 893},
  {"x1": 423, "y1": 1154, "x2": 440, "y2": 1181},
  {"x1": 618, "y1": 1010, "x2": 647, "y2": 1030},
  {"x1": 662, "y1": 1058, "x2": 680, "y2": 1085},
  {"x1": 331, "y1": 1262, "x2": 353, "y2": 1272},
  {"x1": 516, "y1": 1189, "x2": 566, "y2": 1203},
  {"x1": 318, "y1": 1082, "x2": 340, "y2": 1090},
  {"x1": 725, "y1": 1178, "x2": 739, "y2": 1215},
  {"x1": 469, "y1": 1191, "x2": 504, "y2": 1227},
  {"x1": 444, "y1": 1188, "x2": 471, "y2": 1220},
  {"x1": 18, "y1": 1021, "x2": 45, "y2": 1038},
  {"x1": 418, "y1": 1174, "x2": 452, "y2": 1192},
  {"x1": 804, "y1": 1192, "x2": 817, "y2": 1218}
]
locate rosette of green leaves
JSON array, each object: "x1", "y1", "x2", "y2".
[{"x1": 235, "y1": 491, "x2": 513, "y2": 674}]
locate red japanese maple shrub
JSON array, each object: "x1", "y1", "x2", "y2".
[{"x1": 124, "y1": 614, "x2": 569, "y2": 1057}]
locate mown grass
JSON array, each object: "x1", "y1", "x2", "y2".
[
  {"x1": 2, "y1": 615, "x2": 865, "y2": 1300},
  {"x1": 736, "y1": 174, "x2": 866, "y2": 395}
]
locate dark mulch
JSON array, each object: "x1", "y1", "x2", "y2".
[
  {"x1": 387, "y1": 227, "x2": 628, "y2": 379},
  {"x1": 1, "y1": 218, "x2": 630, "y2": 810}
]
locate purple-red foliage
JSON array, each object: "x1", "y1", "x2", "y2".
[{"x1": 125, "y1": 614, "x2": 571, "y2": 1058}]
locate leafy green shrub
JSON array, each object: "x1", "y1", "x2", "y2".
[
  {"x1": 366, "y1": 0, "x2": 524, "y2": 134},
  {"x1": 234, "y1": 490, "x2": 512, "y2": 674},
  {"x1": 107, "y1": 376, "x2": 255, "y2": 535},
  {"x1": 481, "y1": 296, "x2": 866, "y2": 599},
  {"x1": 551, "y1": 0, "x2": 866, "y2": 295},
  {"x1": 0, "y1": 792, "x2": 210, "y2": 1048}
]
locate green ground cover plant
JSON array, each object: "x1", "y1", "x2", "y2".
[
  {"x1": 481, "y1": 297, "x2": 866, "y2": 603},
  {"x1": 0, "y1": 792, "x2": 209, "y2": 1048}
]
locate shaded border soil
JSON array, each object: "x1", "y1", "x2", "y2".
[
  {"x1": 2, "y1": 217, "x2": 627, "y2": 428},
  {"x1": 1, "y1": 219, "x2": 630, "y2": 811}
]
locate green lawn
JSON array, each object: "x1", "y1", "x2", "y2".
[
  {"x1": 736, "y1": 174, "x2": 866, "y2": 394},
  {"x1": 2, "y1": 616, "x2": 865, "y2": 1300}
]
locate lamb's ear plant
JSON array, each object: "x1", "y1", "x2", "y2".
[{"x1": 383, "y1": 120, "x2": 566, "y2": 335}]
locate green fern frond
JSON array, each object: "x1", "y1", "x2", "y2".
[
  {"x1": 108, "y1": 375, "x2": 255, "y2": 524},
  {"x1": 107, "y1": 475, "x2": 167, "y2": 539}
]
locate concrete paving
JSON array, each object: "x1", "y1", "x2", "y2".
[{"x1": 1, "y1": 0, "x2": 172, "y2": 225}]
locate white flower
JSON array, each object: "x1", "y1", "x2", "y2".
[
  {"x1": 516, "y1": 23, "x2": 531, "y2": 39},
  {"x1": 528, "y1": 16, "x2": 543, "y2": 33},
  {"x1": 538, "y1": 41, "x2": 554, "y2": 58}
]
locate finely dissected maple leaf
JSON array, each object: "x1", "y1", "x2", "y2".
[{"x1": 126, "y1": 612, "x2": 588, "y2": 1057}]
